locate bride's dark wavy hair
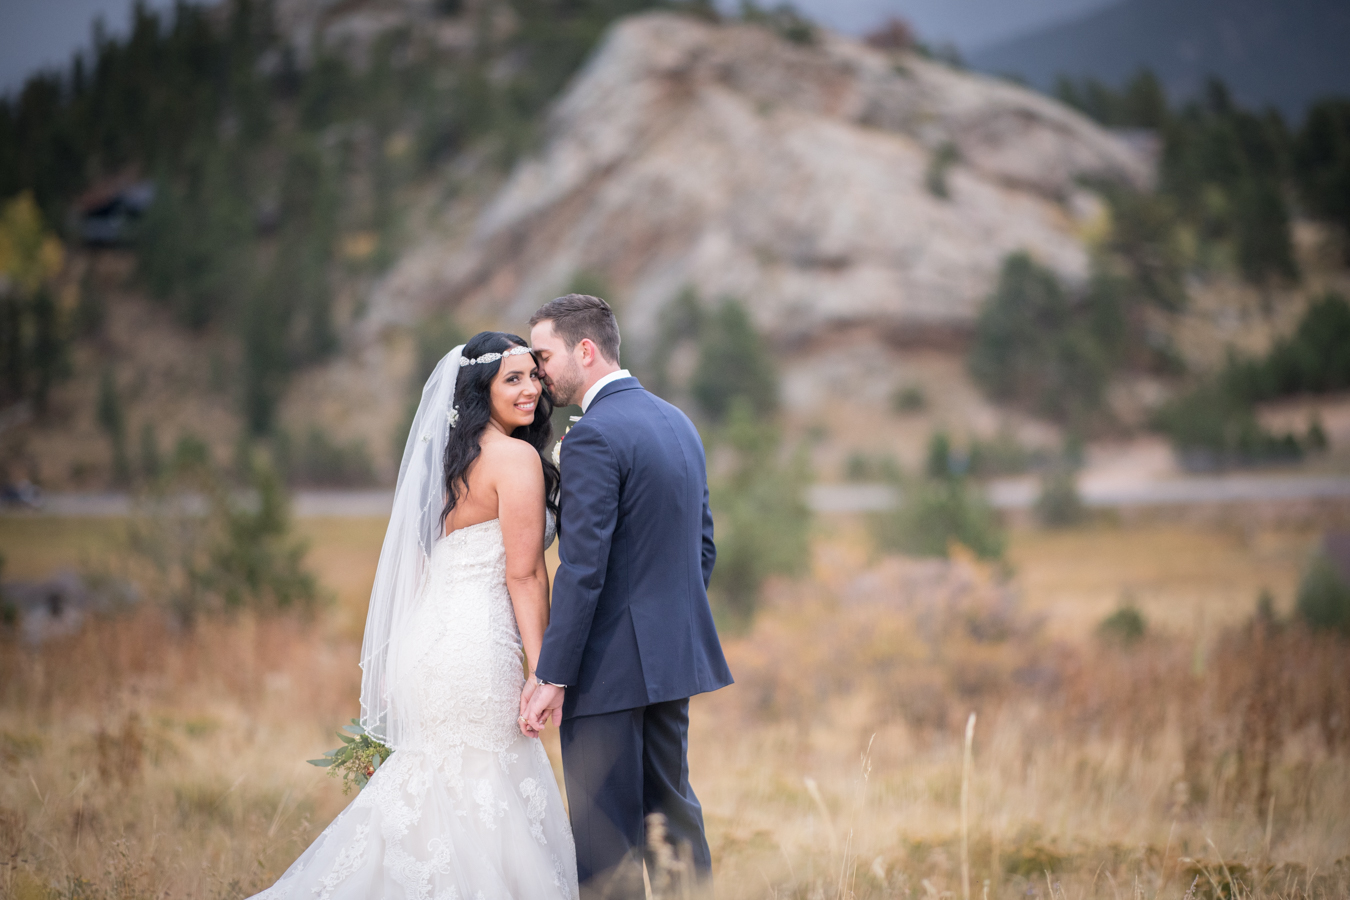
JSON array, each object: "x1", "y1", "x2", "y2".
[{"x1": 441, "y1": 331, "x2": 560, "y2": 529}]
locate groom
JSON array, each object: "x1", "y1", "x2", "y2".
[{"x1": 523, "y1": 293, "x2": 733, "y2": 898}]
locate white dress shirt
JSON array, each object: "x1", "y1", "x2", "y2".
[{"x1": 580, "y1": 368, "x2": 632, "y2": 413}]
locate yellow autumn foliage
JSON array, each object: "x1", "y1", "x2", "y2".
[{"x1": 0, "y1": 191, "x2": 64, "y2": 295}]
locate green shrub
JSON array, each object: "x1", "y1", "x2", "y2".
[
  {"x1": 1098, "y1": 602, "x2": 1147, "y2": 646},
  {"x1": 739, "y1": 1, "x2": 816, "y2": 44},
  {"x1": 1154, "y1": 293, "x2": 1348, "y2": 467},
  {"x1": 0, "y1": 551, "x2": 12, "y2": 630},
  {"x1": 1098, "y1": 185, "x2": 1189, "y2": 314},
  {"x1": 96, "y1": 367, "x2": 130, "y2": 485},
  {"x1": 129, "y1": 457, "x2": 323, "y2": 625},
  {"x1": 1307, "y1": 415, "x2": 1329, "y2": 451},
  {"x1": 924, "y1": 142, "x2": 959, "y2": 199},
  {"x1": 565, "y1": 270, "x2": 611, "y2": 303},
  {"x1": 1246, "y1": 293, "x2": 1350, "y2": 398},
  {"x1": 278, "y1": 427, "x2": 376, "y2": 488},
  {"x1": 967, "y1": 430, "x2": 1043, "y2": 478},
  {"x1": 968, "y1": 253, "x2": 1114, "y2": 425},
  {"x1": 1034, "y1": 468, "x2": 1087, "y2": 528},
  {"x1": 207, "y1": 462, "x2": 322, "y2": 612},
  {"x1": 924, "y1": 431, "x2": 956, "y2": 479},
  {"x1": 844, "y1": 452, "x2": 902, "y2": 483},
  {"x1": 1151, "y1": 380, "x2": 1303, "y2": 470},
  {"x1": 691, "y1": 298, "x2": 778, "y2": 423},
  {"x1": 645, "y1": 287, "x2": 704, "y2": 398},
  {"x1": 890, "y1": 382, "x2": 926, "y2": 413},
  {"x1": 1254, "y1": 588, "x2": 1279, "y2": 626},
  {"x1": 172, "y1": 432, "x2": 213, "y2": 471},
  {"x1": 1295, "y1": 554, "x2": 1350, "y2": 635},
  {"x1": 656, "y1": 292, "x2": 809, "y2": 631},
  {"x1": 138, "y1": 422, "x2": 162, "y2": 481},
  {"x1": 875, "y1": 474, "x2": 1006, "y2": 560},
  {"x1": 707, "y1": 401, "x2": 811, "y2": 631}
]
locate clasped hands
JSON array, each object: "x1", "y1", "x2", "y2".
[{"x1": 518, "y1": 675, "x2": 564, "y2": 738}]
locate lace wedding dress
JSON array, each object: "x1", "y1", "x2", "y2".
[{"x1": 252, "y1": 516, "x2": 578, "y2": 900}]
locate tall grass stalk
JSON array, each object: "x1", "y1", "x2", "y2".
[{"x1": 962, "y1": 712, "x2": 976, "y2": 900}]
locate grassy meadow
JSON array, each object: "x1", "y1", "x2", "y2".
[{"x1": 1, "y1": 512, "x2": 1348, "y2": 899}]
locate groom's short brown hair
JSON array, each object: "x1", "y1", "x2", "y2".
[{"x1": 529, "y1": 294, "x2": 621, "y2": 364}]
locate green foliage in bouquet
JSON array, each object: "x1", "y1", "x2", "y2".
[{"x1": 308, "y1": 719, "x2": 393, "y2": 793}]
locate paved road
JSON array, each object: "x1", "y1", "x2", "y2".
[
  {"x1": 810, "y1": 474, "x2": 1350, "y2": 513},
  {"x1": 5, "y1": 476, "x2": 1350, "y2": 519},
  {"x1": 987, "y1": 474, "x2": 1350, "y2": 509}
]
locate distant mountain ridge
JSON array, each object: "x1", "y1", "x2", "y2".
[{"x1": 970, "y1": 0, "x2": 1350, "y2": 118}]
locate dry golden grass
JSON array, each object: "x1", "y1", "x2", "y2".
[
  {"x1": 1005, "y1": 521, "x2": 1321, "y2": 637},
  {"x1": 2, "y1": 516, "x2": 1348, "y2": 899},
  {"x1": 694, "y1": 577, "x2": 1350, "y2": 899},
  {"x1": 0, "y1": 518, "x2": 125, "y2": 580}
]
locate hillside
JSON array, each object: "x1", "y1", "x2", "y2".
[
  {"x1": 311, "y1": 11, "x2": 1158, "y2": 479},
  {"x1": 970, "y1": 0, "x2": 1350, "y2": 117},
  {"x1": 371, "y1": 13, "x2": 1148, "y2": 346},
  {"x1": 4, "y1": 2, "x2": 1349, "y2": 493}
]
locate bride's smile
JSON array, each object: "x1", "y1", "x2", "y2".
[{"x1": 489, "y1": 354, "x2": 545, "y2": 432}]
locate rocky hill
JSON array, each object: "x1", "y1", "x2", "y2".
[{"x1": 370, "y1": 12, "x2": 1150, "y2": 349}]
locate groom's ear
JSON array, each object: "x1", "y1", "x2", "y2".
[{"x1": 576, "y1": 338, "x2": 599, "y2": 367}]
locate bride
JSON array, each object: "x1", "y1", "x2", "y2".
[{"x1": 251, "y1": 332, "x2": 579, "y2": 900}]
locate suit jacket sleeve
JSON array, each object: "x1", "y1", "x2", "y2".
[
  {"x1": 701, "y1": 481, "x2": 716, "y2": 591},
  {"x1": 534, "y1": 424, "x2": 620, "y2": 687}
]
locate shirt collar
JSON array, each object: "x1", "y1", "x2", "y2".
[{"x1": 581, "y1": 369, "x2": 631, "y2": 413}]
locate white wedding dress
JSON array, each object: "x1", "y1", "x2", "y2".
[{"x1": 252, "y1": 516, "x2": 578, "y2": 900}]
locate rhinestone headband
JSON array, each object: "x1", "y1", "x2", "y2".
[{"x1": 459, "y1": 346, "x2": 533, "y2": 367}]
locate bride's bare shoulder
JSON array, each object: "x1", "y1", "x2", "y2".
[{"x1": 479, "y1": 434, "x2": 543, "y2": 474}]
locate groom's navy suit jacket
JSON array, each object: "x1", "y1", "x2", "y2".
[{"x1": 535, "y1": 376, "x2": 733, "y2": 720}]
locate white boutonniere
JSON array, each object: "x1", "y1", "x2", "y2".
[{"x1": 552, "y1": 416, "x2": 583, "y2": 467}]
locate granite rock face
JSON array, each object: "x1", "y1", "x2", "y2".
[{"x1": 373, "y1": 12, "x2": 1151, "y2": 346}]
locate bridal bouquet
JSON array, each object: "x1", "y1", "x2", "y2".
[{"x1": 308, "y1": 719, "x2": 392, "y2": 793}]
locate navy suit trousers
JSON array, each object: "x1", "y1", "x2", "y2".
[{"x1": 559, "y1": 699, "x2": 711, "y2": 899}]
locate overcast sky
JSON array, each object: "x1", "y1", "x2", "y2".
[
  {"x1": 0, "y1": 0, "x2": 188, "y2": 95},
  {"x1": 1, "y1": 0, "x2": 1119, "y2": 96}
]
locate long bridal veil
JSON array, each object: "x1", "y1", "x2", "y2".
[{"x1": 358, "y1": 344, "x2": 465, "y2": 750}]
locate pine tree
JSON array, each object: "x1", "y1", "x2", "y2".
[
  {"x1": 97, "y1": 367, "x2": 130, "y2": 484},
  {"x1": 1234, "y1": 178, "x2": 1298, "y2": 284},
  {"x1": 1295, "y1": 99, "x2": 1350, "y2": 259},
  {"x1": 691, "y1": 299, "x2": 778, "y2": 423}
]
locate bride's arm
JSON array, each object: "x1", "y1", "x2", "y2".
[{"x1": 494, "y1": 440, "x2": 551, "y2": 676}]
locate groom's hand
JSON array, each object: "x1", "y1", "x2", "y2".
[{"x1": 524, "y1": 682, "x2": 565, "y2": 732}]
